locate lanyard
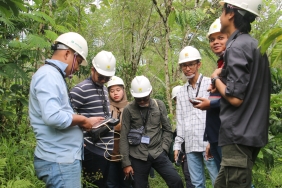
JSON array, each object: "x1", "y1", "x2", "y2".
[
  {"x1": 187, "y1": 75, "x2": 203, "y2": 98},
  {"x1": 90, "y1": 78, "x2": 109, "y2": 118},
  {"x1": 139, "y1": 103, "x2": 151, "y2": 133},
  {"x1": 45, "y1": 62, "x2": 74, "y2": 109}
]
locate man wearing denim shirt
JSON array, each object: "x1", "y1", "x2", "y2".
[{"x1": 29, "y1": 32, "x2": 104, "y2": 187}]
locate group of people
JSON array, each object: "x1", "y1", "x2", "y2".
[{"x1": 29, "y1": 0, "x2": 270, "y2": 188}]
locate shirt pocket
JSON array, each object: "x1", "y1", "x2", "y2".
[{"x1": 150, "y1": 111, "x2": 161, "y2": 126}]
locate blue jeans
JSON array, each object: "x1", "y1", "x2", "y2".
[
  {"x1": 210, "y1": 142, "x2": 222, "y2": 172},
  {"x1": 34, "y1": 155, "x2": 82, "y2": 188},
  {"x1": 187, "y1": 152, "x2": 218, "y2": 188}
]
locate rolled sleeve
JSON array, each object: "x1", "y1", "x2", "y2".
[
  {"x1": 225, "y1": 47, "x2": 250, "y2": 100},
  {"x1": 210, "y1": 99, "x2": 220, "y2": 108}
]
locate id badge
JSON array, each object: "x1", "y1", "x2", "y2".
[{"x1": 141, "y1": 135, "x2": 150, "y2": 144}]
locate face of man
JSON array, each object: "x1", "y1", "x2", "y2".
[
  {"x1": 180, "y1": 60, "x2": 201, "y2": 79},
  {"x1": 220, "y1": 6, "x2": 234, "y2": 35},
  {"x1": 64, "y1": 50, "x2": 83, "y2": 76},
  {"x1": 91, "y1": 68, "x2": 111, "y2": 86},
  {"x1": 135, "y1": 95, "x2": 150, "y2": 107},
  {"x1": 209, "y1": 32, "x2": 228, "y2": 55}
]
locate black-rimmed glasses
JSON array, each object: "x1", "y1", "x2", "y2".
[{"x1": 181, "y1": 62, "x2": 198, "y2": 70}]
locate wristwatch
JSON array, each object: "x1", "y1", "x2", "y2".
[{"x1": 211, "y1": 76, "x2": 219, "y2": 87}]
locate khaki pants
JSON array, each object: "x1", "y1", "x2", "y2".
[{"x1": 214, "y1": 144, "x2": 260, "y2": 188}]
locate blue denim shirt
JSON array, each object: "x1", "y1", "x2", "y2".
[{"x1": 29, "y1": 59, "x2": 83, "y2": 163}]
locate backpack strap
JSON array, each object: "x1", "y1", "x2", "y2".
[{"x1": 153, "y1": 99, "x2": 162, "y2": 128}]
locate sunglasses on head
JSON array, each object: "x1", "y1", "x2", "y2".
[{"x1": 135, "y1": 96, "x2": 150, "y2": 102}]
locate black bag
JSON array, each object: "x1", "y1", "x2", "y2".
[
  {"x1": 127, "y1": 126, "x2": 144, "y2": 146},
  {"x1": 89, "y1": 118, "x2": 120, "y2": 142}
]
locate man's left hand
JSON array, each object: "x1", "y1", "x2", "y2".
[{"x1": 193, "y1": 97, "x2": 210, "y2": 110}]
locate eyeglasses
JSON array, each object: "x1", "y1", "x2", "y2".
[
  {"x1": 134, "y1": 96, "x2": 150, "y2": 103},
  {"x1": 97, "y1": 73, "x2": 111, "y2": 82},
  {"x1": 181, "y1": 62, "x2": 198, "y2": 69}
]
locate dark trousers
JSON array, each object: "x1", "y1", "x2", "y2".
[
  {"x1": 82, "y1": 148, "x2": 110, "y2": 188},
  {"x1": 181, "y1": 156, "x2": 194, "y2": 188},
  {"x1": 130, "y1": 151, "x2": 183, "y2": 188},
  {"x1": 214, "y1": 144, "x2": 260, "y2": 188},
  {"x1": 107, "y1": 161, "x2": 132, "y2": 188},
  {"x1": 210, "y1": 142, "x2": 222, "y2": 172}
]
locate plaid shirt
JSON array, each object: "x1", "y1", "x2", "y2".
[{"x1": 173, "y1": 74, "x2": 211, "y2": 153}]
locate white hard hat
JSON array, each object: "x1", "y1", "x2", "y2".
[
  {"x1": 219, "y1": 0, "x2": 262, "y2": 16},
  {"x1": 92, "y1": 50, "x2": 116, "y2": 76},
  {"x1": 171, "y1": 85, "x2": 182, "y2": 99},
  {"x1": 107, "y1": 76, "x2": 124, "y2": 88},
  {"x1": 55, "y1": 32, "x2": 88, "y2": 66},
  {"x1": 178, "y1": 46, "x2": 201, "y2": 64},
  {"x1": 207, "y1": 18, "x2": 221, "y2": 38},
  {"x1": 130, "y1": 76, "x2": 152, "y2": 98}
]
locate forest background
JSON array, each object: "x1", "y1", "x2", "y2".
[{"x1": 0, "y1": 0, "x2": 282, "y2": 187}]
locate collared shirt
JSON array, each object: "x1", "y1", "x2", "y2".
[
  {"x1": 219, "y1": 30, "x2": 271, "y2": 147},
  {"x1": 70, "y1": 78, "x2": 114, "y2": 156},
  {"x1": 173, "y1": 74, "x2": 211, "y2": 153},
  {"x1": 120, "y1": 99, "x2": 172, "y2": 168},
  {"x1": 29, "y1": 59, "x2": 83, "y2": 163}
]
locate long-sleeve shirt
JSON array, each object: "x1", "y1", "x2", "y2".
[
  {"x1": 70, "y1": 78, "x2": 114, "y2": 156},
  {"x1": 119, "y1": 99, "x2": 172, "y2": 168},
  {"x1": 29, "y1": 59, "x2": 83, "y2": 163},
  {"x1": 219, "y1": 30, "x2": 270, "y2": 147},
  {"x1": 173, "y1": 74, "x2": 211, "y2": 153}
]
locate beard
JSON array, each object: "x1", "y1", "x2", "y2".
[{"x1": 138, "y1": 103, "x2": 149, "y2": 107}]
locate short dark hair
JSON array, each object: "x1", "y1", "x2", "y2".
[{"x1": 224, "y1": 3, "x2": 257, "y2": 33}]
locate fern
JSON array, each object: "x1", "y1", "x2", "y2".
[
  {"x1": 0, "y1": 17, "x2": 15, "y2": 30},
  {"x1": 5, "y1": 179, "x2": 34, "y2": 188},
  {"x1": 44, "y1": 30, "x2": 58, "y2": 41},
  {"x1": 33, "y1": 11, "x2": 56, "y2": 26},
  {"x1": 24, "y1": 34, "x2": 51, "y2": 49}
]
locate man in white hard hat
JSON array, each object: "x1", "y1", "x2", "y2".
[
  {"x1": 120, "y1": 76, "x2": 183, "y2": 188},
  {"x1": 29, "y1": 32, "x2": 104, "y2": 187},
  {"x1": 210, "y1": 0, "x2": 271, "y2": 187},
  {"x1": 172, "y1": 85, "x2": 194, "y2": 188},
  {"x1": 174, "y1": 46, "x2": 218, "y2": 188},
  {"x1": 70, "y1": 50, "x2": 116, "y2": 188}
]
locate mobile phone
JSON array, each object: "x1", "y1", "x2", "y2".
[{"x1": 190, "y1": 98, "x2": 201, "y2": 105}]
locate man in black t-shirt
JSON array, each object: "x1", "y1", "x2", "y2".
[{"x1": 210, "y1": 1, "x2": 271, "y2": 187}]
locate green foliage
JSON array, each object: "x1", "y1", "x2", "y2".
[
  {"x1": 259, "y1": 28, "x2": 282, "y2": 67},
  {"x1": 0, "y1": 127, "x2": 44, "y2": 187},
  {"x1": 0, "y1": 0, "x2": 27, "y2": 17}
]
